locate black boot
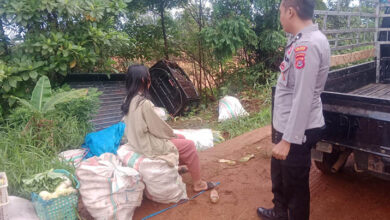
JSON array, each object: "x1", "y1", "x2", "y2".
[{"x1": 257, "y1": 207, "x2": 288, "y2": 220}]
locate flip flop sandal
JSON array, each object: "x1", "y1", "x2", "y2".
[
  {"x1": 194, "y1": 182, "x2": 218, "y2": 192},
  {"x1": 210, "y1": 189, "x2": 219, "y2": 203},
  {"x1": 178, "y1": 166, "x2": 188, "y2": 174}
]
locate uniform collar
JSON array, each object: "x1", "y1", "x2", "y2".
[
  {"x1": 297, "y1": 23, "x2": 319, "y2": 35},
  {"x1": 286, "y1": 24, "x2": 319, "y2": 47}
]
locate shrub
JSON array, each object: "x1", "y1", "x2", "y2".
[{"x1": 0, "y1": 85, "x2": 100, "y2": 198}]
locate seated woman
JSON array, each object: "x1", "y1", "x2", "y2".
[{"x1": 121, "y1": 64, "x2": 216, "y2": 192}]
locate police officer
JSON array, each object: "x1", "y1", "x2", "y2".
[{"x1": 257, "y1": 0, "x2": 330, "y2": 220}]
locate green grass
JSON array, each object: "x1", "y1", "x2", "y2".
[
  {"x1": 172, "y1": 104, "x2": 272, "y2": 140},
  {"x1": 215, "y1": 106, "x2": 271, "y2": 139},
  {"x1": 171, "y1": 64, "x2": 276, "y2": 140},
  {"x1": 214, "y1": 69, "x2": 274, "y2": 139},
  {"x1": 0, "y1": 118, "x2": 83, "y2": 198},
  {"x1": 0, "y1": 87, "x2": 100, "y2": 198},
  {"x1": 171, "y1": 85, "x2": 274, "y2": 140}
]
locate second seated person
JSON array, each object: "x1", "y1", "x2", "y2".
[{"x1": 121, "y1": 64, "x2": 217, "y2": 192}]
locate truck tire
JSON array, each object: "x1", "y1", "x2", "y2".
[{"x1": 314, "y1": 146, "x2": 347, "y2": 174}]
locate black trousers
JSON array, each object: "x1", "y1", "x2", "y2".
[{"x1": 271, "y1": 127, "x2": 324, "y2": 220}]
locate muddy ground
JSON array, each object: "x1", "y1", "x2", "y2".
[{"x1": 130, "y1": 125, "x2": 390, "y2": 220}]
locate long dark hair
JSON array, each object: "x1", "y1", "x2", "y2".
[{"x1": 121, "y1": 64, "x2": 151, "y2": 115}]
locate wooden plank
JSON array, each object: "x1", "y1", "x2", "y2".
[
  {"x1": 369, "y1": 83, "x2": 390, "y2": 96},
  {"x1": 322, "y1": 28, "x2": 376, "y2": 34},
  {"x1": 373, "y1": 87, "x2": 390, "y2": 97},
  {"x1": 349, "y1": 84, "x2": 390, "y2": 99},
  {"x1": 378, "y1": 89, "x2": 390, "y2": 99},
  {"x1": 350, "y1": 84, "x2": 377, "y2": 95},
  {"x1": 331, "y1": 48, "x2": 375, "y2": 67},
  {"x1": 365, "y1": 84, "x2": 389, "y2": 96},
  {"x1": 314, "y1": 10, "x2": 376, "y2": 17},
  {"x1": 331, "y1": 42, "x2": 375, "y2": 51},
  {"x1": 328, "y1": 37, "x2": 359, "y2": 42}
]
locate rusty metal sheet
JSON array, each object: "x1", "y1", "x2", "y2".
[{"x1": 67, "y1": 74, "x2": 126, "y2": 131}]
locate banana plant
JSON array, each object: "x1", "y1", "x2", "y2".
[{"x1": 12, "y1": 76, "x2": 88, "y2": 114}]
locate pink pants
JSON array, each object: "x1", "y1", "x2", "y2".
[{"x1": 170, "y1": 134, "x2": 201, "y2": 181}]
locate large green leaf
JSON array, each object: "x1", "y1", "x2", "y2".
[
  {"x1": 12, "y1": 96, "x2": 36, "y2": 112},
  {"x1": 42, "y1": 89, "x2": 88, "y2": 113},
  {"x1": 30, "y1": 76, "x2": 52, "y2": 112}
]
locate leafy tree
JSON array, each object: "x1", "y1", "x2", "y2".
[
  {"x1": 173, "y1": 0, "x2": 260, "y2": 97},
  {"x1": 122, "y1": 11, "x2": 180, "y2": 61},
  {"x1": 252, "y1": 0, "x2": 327, "y2": 68},
  {"x1": 129, "y1": 0, "x2": 187, "y2": 59},
  {"x1": 252, "y1": 0, "x2": 286, "y2": 68},
  {"x1": 211, "y1": 0, "x2": 252, "y2": 21},
  {"x1": 0, "y1": 0, "x2": 133, "y2": 111},
  {"x1": 174, "y1": 2, "x2": 208, "y2": 94},
  {"x1": 316, "y1": 0, "x2": 328, "y2": 10},
  {"x1": 201, "y1": 17, "x2": 257, "y2": 63}
]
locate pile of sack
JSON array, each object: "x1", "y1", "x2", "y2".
[
  {"x1": 117, "y1": 145, "x2": 187, "y2": 204},
  {"x1": 60, "y1": 145, "x2": 187, "y2": 220},
  {"x1": 76, "y1": 153, "x2": 145, "y2": 220},
  {"x1": 57, "y1": 109, "x2": 228, "y2": 219}
]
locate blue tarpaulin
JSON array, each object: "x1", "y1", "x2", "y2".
[{"x1": 82, "y1": 122, "x2": 126, "y2": 158}]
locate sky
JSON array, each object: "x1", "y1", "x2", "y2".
[{"x1": 326, "y1": 0, "x2": 360, "y2": 7}]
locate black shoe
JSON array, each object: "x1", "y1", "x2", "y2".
[{"x1": 257, "y1": 207, "x2": 288, "y2": 220}]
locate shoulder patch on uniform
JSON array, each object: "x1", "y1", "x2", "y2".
[
  {"x1": 295, "y1": 53, "x2": 306, "y2": 58},
  {"x1": 294, "y1": 46, "x2": 308, "y2": 53},
  {"x1": 295, "y1": 56, "x2": 305, "y2": 69}
]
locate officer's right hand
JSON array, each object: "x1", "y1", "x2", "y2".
[{"x1": 272, "y1": 140, "x2": 291, "y2": 160}]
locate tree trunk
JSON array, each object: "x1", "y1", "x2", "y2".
[
  {"x1": 160, "y1": 2, "x2": 169, "y2": 60},
  {"x1": 193, "y1": 61, "x2": 199, "y2": 89},
  {"x1": 0, "y1": 17, "x2": 8, "y2": 56},
  {"x1": 204, "y1": 70, "x2": 215, "y2": 100},
  {"x1": 220, "y1": 62, "x2": 224, "y2": 85},
  {"x1": 243, "y1": 47, "x2": 250, "y2": 67},
  {"x1": 198, "y1": 0, "x2": 203, "y2": 101}
]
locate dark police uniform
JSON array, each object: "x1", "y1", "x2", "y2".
[{"x1": 271, "y1": 23, "x2": 330, "y2": 220}]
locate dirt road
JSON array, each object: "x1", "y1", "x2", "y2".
[{"x1": 133, "y1": 125, "x2": 390, "y2": 220}]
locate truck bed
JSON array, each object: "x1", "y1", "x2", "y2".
[
  {"x1": 349, "y1": 83, "x2": 390, "y2": 99},
  {"x1": 317, "y1": 62, "x2": 390, "y2": 163}
]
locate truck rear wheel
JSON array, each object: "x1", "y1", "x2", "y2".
[{"x1": 314, "y1": 146, "x2": 347, "y2": 174}]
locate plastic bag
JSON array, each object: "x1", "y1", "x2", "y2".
[
  {"x1": 154, "y1": 107, "x2": 169, "y2": 121},
  {"x1": 218, "y1": 96, "x2": 249, "y2": 122},
  {"x1": 173, "y1": 129, "x2": 214, "y2": 151}
]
